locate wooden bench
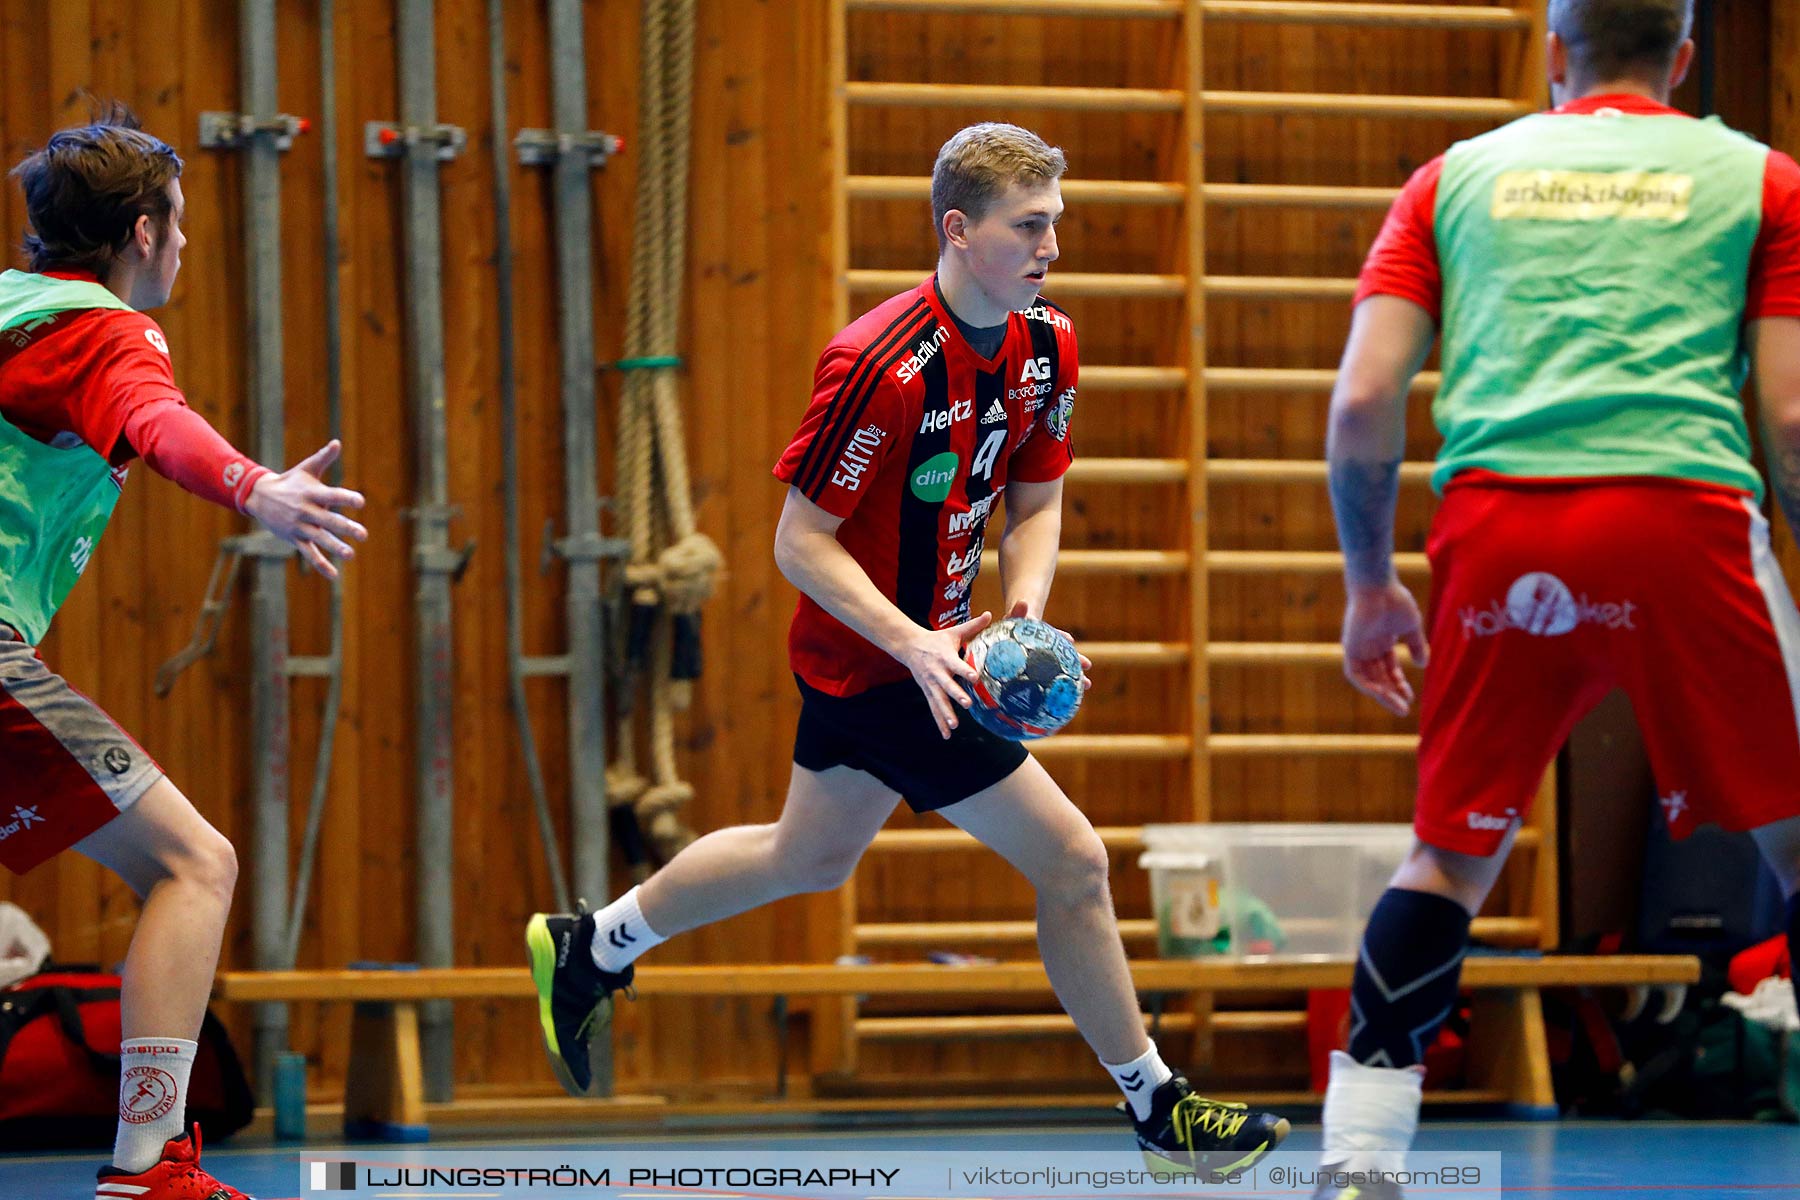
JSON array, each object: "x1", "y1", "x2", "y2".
[{"x1": 216, "y1": 954, "x2": 1699, "y2": 1138}]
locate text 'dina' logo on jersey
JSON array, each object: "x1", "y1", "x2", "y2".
[{"x1": 910, "y1": 452, "x2": 959, "y2": 502}]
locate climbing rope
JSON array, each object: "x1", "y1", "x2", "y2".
[{"x1": 611, "y1": 0, "x2": 714, "y2": 865}]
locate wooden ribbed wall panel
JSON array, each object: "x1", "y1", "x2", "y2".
[{"x1": 0, "y1": 0, "x2": 1792, "y2": 1103}]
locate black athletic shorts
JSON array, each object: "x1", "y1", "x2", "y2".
[{"x1": 792, "y1": 674, "x2": 1028, "y2": 813}]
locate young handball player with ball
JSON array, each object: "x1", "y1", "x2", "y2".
[{"x1": 529, "y1": 121, "x2": 1289, "y2": 1177}]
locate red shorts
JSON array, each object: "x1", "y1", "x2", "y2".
[
  {"x1": 0, "y1": 632, "x2": 163, "y2": 874},
  {"x1": 1416, "y1": 475, "x2": 1800, "y2": 856}
]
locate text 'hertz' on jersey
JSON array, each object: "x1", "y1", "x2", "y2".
[{"x1": 773, "y1": 277, "x2": 1078, "y2": 696}]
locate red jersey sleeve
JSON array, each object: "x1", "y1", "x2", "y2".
[
  {"x1": 57, "y1": 311, "x2": 182, "y2": 460},
  {"x1": 1748, "y1": 149, "x2": 1800, "y2": 321},
  {"x1": 123, "y1": 399, "x2": 269, "y2": 511},
  {"x1": 1010, "y1": 319, "x2": 1076, "y2": 483},
  {"x1": 772, "y1": 340, "x2": 908, "y2": 518},
  {"x1": 83, "y1": 314, "x2": 268, "y2": 511},
  {"x1": 1354, "y1": 156, "x2": 1445, "y2": 320}
]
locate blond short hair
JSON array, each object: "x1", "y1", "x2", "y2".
[{"x1": 930, "y1": 123, "x2": 1067, "y2": 252}]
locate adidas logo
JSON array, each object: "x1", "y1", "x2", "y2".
[{"x1": 980, "y1": 398, "x2": 1007, "y2": 425}]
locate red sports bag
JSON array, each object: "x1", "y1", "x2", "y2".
[{"x1": 0, "y1": 967, "x2": 254, "y2": 1148}]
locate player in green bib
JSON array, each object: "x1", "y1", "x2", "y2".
[
  {"x1": 1, "y1": 109, "x2": 367, "y2": 1200},
  {"x1": 1319, "y1": 2, "x2": 1800, "y2": 1196}
]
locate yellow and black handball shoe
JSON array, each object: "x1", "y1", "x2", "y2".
[
  {"x1": 525, "y1": 907, "x2": 635, "y2": 1096},
  {"x1": 1128, "y1": 1076, "x2": 1290, "y2": 1182}
]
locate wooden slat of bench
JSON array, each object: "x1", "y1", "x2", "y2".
[
  {"x1": 216, "y1": 954, "x2": 1698, "y2": 1002},
  {"x1": 241, "y1": 1086, "x2": 1517, "y2": 1137},
  {"x1": 854, "y1": 1009, "x2": 1307, "y2": 1040}
]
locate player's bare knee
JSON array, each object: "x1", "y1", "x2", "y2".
[
  {"x1": 1392, "y1": 842, "x2": 1492, "y2": 914},
  {"x1": 1034, "y1": 831, "x2": 1112, "y2": 910},
  {"x1": 785, "y1": 844, "x2": 862, "y2": 893},
  {"x1": 177, "y1": 826, "x2": 239, "y2": 909}
]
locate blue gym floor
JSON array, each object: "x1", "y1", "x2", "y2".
[{"x1": 12, "y1": 1116, "x2": 1797, "y2": 1199}]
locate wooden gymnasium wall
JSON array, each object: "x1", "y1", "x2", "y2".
[{"x1": 0, "y1": 0, "x2": 1792, "y2": 1103}]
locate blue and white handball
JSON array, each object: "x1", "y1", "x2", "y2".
[{"x1": 962, "y1": 616, "x2": 1084, "y2": 741}]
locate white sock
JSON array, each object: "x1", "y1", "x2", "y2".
[
  {"x1": 1104, "y1": 1043, "x2": 1174, "y2": 1121},
  {"x1": 1320, "y1": 1049, "x2": 1425, "y2": 1176},
  {"x1": 113, "y1": 1037, "x2": 197, "y2": 1173},
  {"x1": 590, "y1": 885, "x2": 666, "y2": 973}
]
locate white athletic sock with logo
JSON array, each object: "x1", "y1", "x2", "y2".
[
  {"x1": 1104, "y1": 1044, "x2": 1174, "y2": 1121},
  {"x1": 113, "y1": 1037, "x2": 197, "y2": 1173},
  {"x1": 1320, "y1": 1049, "x2": 1425, "y2": 1176},
  {"x1": 590, "y1": 886, "x2": 666, "y2": 973}
]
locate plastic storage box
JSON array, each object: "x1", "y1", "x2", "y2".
[{"x1": 1139, "y1": 823, "x2": 1414, "y2": 961}]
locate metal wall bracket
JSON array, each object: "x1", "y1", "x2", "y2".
[
  {"x1": 365, "y1": 120, "x2": 468, "y2": 161},
  {"x1": 514, "y1": 128, "x2": 622, "y2": 169},
  {"x1": 199, "y1": 111, "x2": 310, "y2": 152},
  {"x1": 226, "y1": 530, "x2": 297, "y2": 560},
  {"x1": 553, "y1": 531, "x2": 633, "y2": 564},
  {"x1": 540, "y1": 519, "x2": 631, "y2": 575},
  {"x1": 415, "y1": 542, "x2": 478, "y2": 582}
]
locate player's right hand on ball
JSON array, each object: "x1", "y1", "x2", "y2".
[
  {"x1": 1341, "y1": 578, "x2": 1428, "y2": 717},
  {"x1": 245, "y1": 439, "x2": 369, "y2": 579},
  {"x1": 900, "y1": 610, "x2": 992, "y2": 739}
]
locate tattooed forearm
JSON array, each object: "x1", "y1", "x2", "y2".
[{"x1": 1329, "y1": 457, "x2": 1402, "y2": 588}]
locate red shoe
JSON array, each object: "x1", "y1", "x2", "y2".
[{"x1": 96, "y1": 1126, "x2": 253, "y2": 1200}]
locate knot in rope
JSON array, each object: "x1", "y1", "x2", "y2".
[
  {"x1": 657, "y1": 532, "x2": 721, "y2": 612},
  {"x1": 623, "y1": 563, "x2": 664, "y2": 609},
  {"x1": 635, "y1": 780, "x2": 694, "y2": 818},
  {"x1": 604, "y1": 766, "x2": 649, "y2": 809},
  {"x1": 635, "y1": 781, "x2": 698, "y2": 858}
]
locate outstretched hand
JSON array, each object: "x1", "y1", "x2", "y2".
[
  {"x1": 899, "y1": 610, "x2": 993, "y2": 739},
  {"x1": 244, "y1": 439, "x2": 368, "y2": 578},
  {"x1": 1341, "y1": 579, "x2": 1429, "y2": 716}
]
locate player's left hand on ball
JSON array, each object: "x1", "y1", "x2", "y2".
[
  {"x1": 901, "y1": 610, "x2": 992, "y2": 739},
  {"x1": 1341, "y1": 578, "x2": 1428, "y2": 717},
  {"x1": 245, "y1": 439, "x2": 369, "y2": 579}
]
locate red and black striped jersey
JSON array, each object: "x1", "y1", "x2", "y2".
[{"x1": 773, "y1": 276, "x2": 1078, "y2": 696}]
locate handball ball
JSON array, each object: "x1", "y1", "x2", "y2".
[{"x1": 962, "y1": 616, "x2": 1084, "y2": 741}]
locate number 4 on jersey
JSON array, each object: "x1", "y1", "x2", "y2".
[{"x1": 971, "y1": 428, "x2": 1006, "y2": 483}]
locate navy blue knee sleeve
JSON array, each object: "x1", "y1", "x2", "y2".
[
  {"x1": 1787, "y1": 891, "x2": 1799, "y2": 980},
  {"x1": 1347, "y1": 887, "x2": 1473, "y2": 1068}
]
